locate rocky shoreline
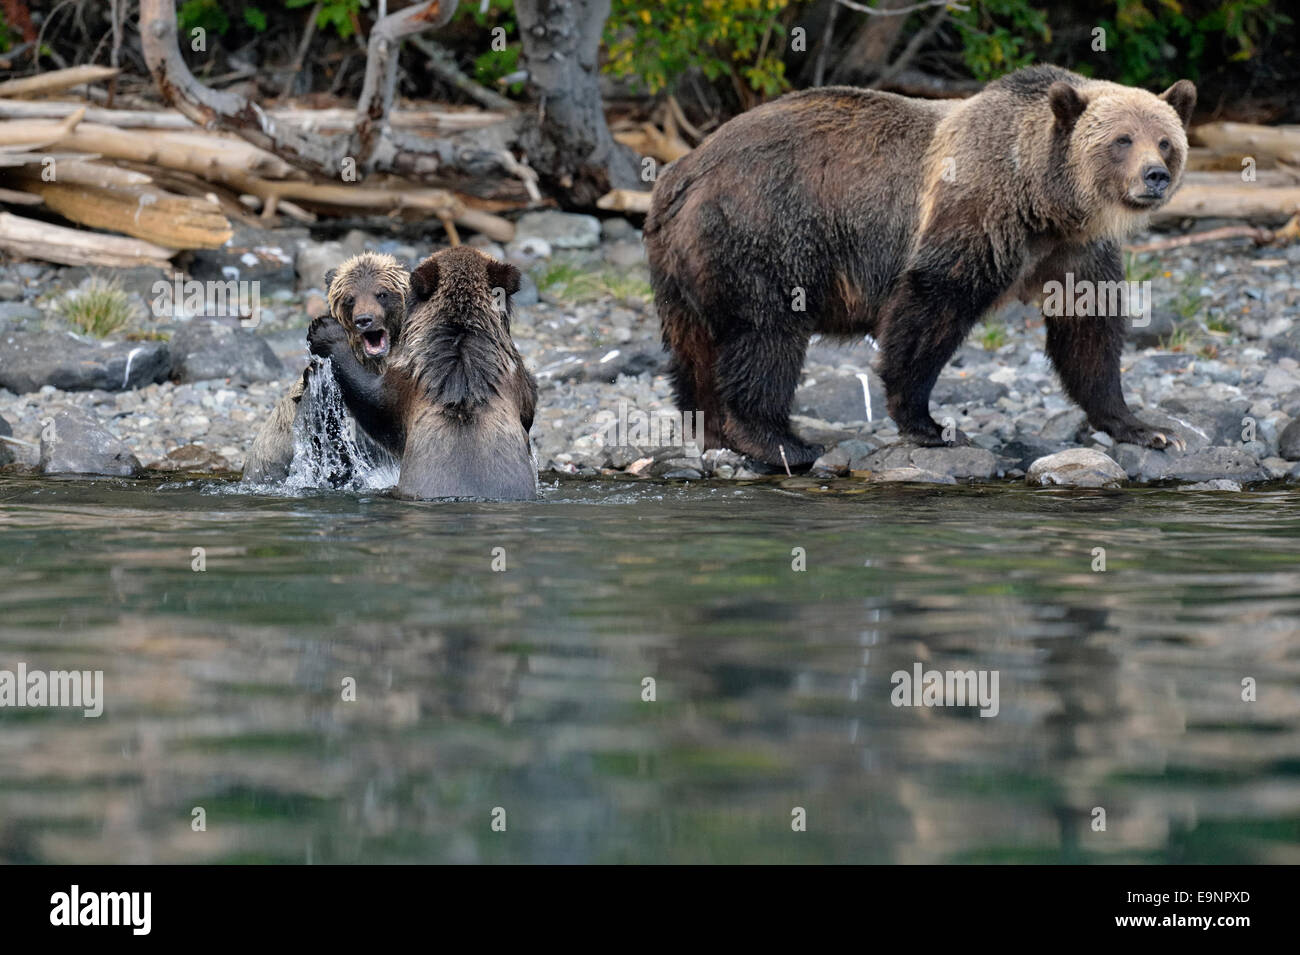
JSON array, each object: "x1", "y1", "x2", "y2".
[{"x1": 3, "y1": 211, "x2": 1300, "y2": 490}]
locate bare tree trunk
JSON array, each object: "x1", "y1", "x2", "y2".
[{"x1": 514, "y1": 0, "x2": 642, "y2": 207}]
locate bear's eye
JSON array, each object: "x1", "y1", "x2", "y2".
[
  {"x1": 376, "y1": 291, "x2": 389, "y2": 304},
  {"x1": 1114, "y1": 135, "x2": 1132, "y2": 147},
  {"x1": 343, "y1": 295, "x2": 354, "y2": 308},
  {"x1": 1158, "y1": 139, "x2": 1171, "y2": 152}
]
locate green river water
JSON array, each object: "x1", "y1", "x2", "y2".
[{"x1": 1, "y1": 473, "x2": 1297, "y2": 863}]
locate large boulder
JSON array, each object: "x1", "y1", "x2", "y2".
[
  {"x1": 0, "y1": 330, "x2": 169, "y2": 393},
  {"x1": 1027, "y1": 448, "x2": 1126, "y2": 487},
  {"x1": 169, "y1": 319, "x2": 284, "y2": 384},
  {"x1": 39, "y1": 408, "x2": 141, "y2": 477},
  {"x1": 514, "y1": 211, "x2": 601, "y2": 249}
]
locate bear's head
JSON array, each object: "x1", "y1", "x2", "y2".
[
  {"x1": 1049, "y1": 78, "x2": 1196, "y2": 230},
  {"x1": 325, "y1": 251, "x2": 411, "y2": 368},
  {"x1": 405, "y1": 246, "x2": 521, "y2": 336}
]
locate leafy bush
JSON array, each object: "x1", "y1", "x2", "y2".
[
  {"x1": 604, "y1": 0, "x2": 804, "y2": 97},
  {"x1": 454, "y1": 0, "x2": 524, "y2": 95}
]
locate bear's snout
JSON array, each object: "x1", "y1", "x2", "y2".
[
  {"x1": 1141, "y1": 164, "x2": 1171, "y2": 196},
  {"x1": 353, "y1": 313, "x2": 377, "y2": 330}
]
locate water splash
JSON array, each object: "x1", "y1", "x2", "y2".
[{"x1": 283, "y1": 358, "x2": 399, "y2": 492}]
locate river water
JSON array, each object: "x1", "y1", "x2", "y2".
[{"x1": 1, "y1": 473, "x2": 1297, "y2": 863}]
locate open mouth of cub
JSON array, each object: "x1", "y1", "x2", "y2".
[{"x1": 361, "y1": 329, "x2": 389, "y2": 356}]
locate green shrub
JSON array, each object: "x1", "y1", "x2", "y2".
[{"x1": 604, "y1": 0, "x2": 805, "y2": 97}]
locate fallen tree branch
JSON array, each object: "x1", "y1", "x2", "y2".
[
  {"x1": 0, "y1": 210, "x2": 175, "y2": 268},
  {"x1": 0, "y1": 65, "x2": 119, "y2": 98},
  {"x1": 1128, "y1": 213, "x2": 1300, "y2": 253}
]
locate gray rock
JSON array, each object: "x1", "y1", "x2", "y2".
[
  {"x1": 0, "y1": 330, "x2": 170, "y2": 393},
  {"x1": 1179, "y1": 479, "x2": 1243, "y2": 492},
  {"x1": 1279, "y1": 419, "x2": 1300, "y2": 460},
  {"x1": 505, "y1": 236, "x2": 552, "y2": 267},
  {"x1": 604, "y1": 239, "x2": 646, "y2": 268},
  {"x1": 1027, "y1": 448, "x2": 1126, "y2": 487},
  {"x1": 862, "y1": 443, "x2": 998, "y2": 480},
  {"x1": 169, "y1": 319, "x2": 284, "y2": 384},
  {"x1": 930, "y1": 375, "x2": 1010, "y2": 408},
  {"x1": 1267, "y1": 324, "x2": 1300, "y2": 362},
  {"x1": 996, "y1": 438, "x2": 1069, "y2": 470},
  {"x1": 515, "y1": 211, "x2": 602, "y2": 249},
  {"x1": 0, "y1": 281, "x2": 22, "y2": 301},
  {"x1": 191, "y1": 225, "x2": 297, "y2": 295},
  {"x1": 513, "y1": 272, "x2": 540, "y2": 308},
  {"x1": 0, "y1": 302, "x2": 43, "y2": 326},
  {"x1": 1158, "y1": 396, "x2": 1252, "y2": 447},
  {"x1": 296, "y1": 239, "x2": 345, "y2": 292},
  {"x1": 0, "y1": 414, "x2": 13, "y2": 467},
  {"x1": 871, "y1": 467, "x2": 958, "y2": 485},
  {"x1": 795, "y1": 374, "x2": 886, "y2": 424},
  {"x1": 1039, "y1": 409, "x2": 1088, "y2": 443},
  {"x1": 1126, "y1": 307, "x2": 1178, "y2": 348},
  {"x1": 39, "y1": 408, "x2": 141, "y2": 477},
  {"x1": 600, "y1": 218, "x2": 638, "y2": 241},
  {"x1": 1113, "y1": 444, "x2": 1268, "y2": 484},
  {"x1": 543, "y1": 346, "x2": 664, "y2": 383}
]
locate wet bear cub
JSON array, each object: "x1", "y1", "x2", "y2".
[
  {"x1": 307, "y1": 246, "x2": 538, "y2": 500},
  {"x1": 243, "y1": 251, "x2": 409, "y2": 484}
]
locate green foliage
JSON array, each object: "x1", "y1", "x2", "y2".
[
  {"x1": 604, "y1": 0, "x2": 803, "y2": 97},
  {"x1": 951, "y1": 1, "x2": 1291, "y2": 89},
  {"x1": 1098, "y1": 0, "x2": 1291, "y2": 88},
  {"x1": 0, "y1": 9, "x2": 12, "y2": 54},
  {"x1": 179, "y1": 0, "x2": 231, "y2": 37},
  {"x1": 455, "y1": 0, "x2": 523, "y2": 94},
  {"x1": 286, "y1": 0, "x2": 367, "y2": 40},
  {"x1": 952, "y1": 0, "x2": 1051, "y2": 81}
]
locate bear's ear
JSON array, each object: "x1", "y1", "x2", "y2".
[
  {"x1": 409, "y1": 258, "x2": 439, "y2": 303},
  {"x1": 486, "y1": 260, "x2": 521, "y2": 298},
  {"x1": 1048, "y1": 82, "x2": 1087, "y2": 131},
  {"x1": 1159, "y1": 79, "x2": 1196, "y2": 129},
  {"x1": 323, "y1": 268, "x2": 338, "y2": 296}
]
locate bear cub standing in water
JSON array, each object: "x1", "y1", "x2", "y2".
[
  {"x1": 646, "y1": 65, "x2": 1197, "y2": 471},
  {"x1": 243, "y1": 252, "x2": 409, "y2": 484},
  {"x1": 307, "y1": 246, "x2": 538, "y2": 500}
]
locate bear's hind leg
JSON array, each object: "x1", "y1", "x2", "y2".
[
  {"x1": 664, "y1": 317, "x2": 726, "y2": 450},
  {"x1": 714, "y1": 327, "x2": 821, "y2": 471}
]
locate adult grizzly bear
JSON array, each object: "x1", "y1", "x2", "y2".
[
  {"x1": 242, "y1": 251, "x2": 410, "y2": 483},
  {"x1": 307, "y1": 246, "x2": 538, "y2": 500},
  {"x1": 645, "y1": 65, "x2": 1196, "y2": 470}
]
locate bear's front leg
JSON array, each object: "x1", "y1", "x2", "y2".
[
  {"x1": 1038, "y1": 241, "x2": 1185, "y2": 452},
  {"x1": 1044, "y1": 313, "x2": 1185, "y2": 451},
  {"x1": 307, "y1": 316, "x2": 406, "y2": 455}
]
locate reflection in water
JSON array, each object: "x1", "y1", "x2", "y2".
[{"x1": 0, "y1": 474, "x2": 1297, "y2": 863}]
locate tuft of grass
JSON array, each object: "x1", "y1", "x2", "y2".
[
  {"x1": 535, "y1": 263, "x2": 651, "y2": 304},
  {"x1": 57, "y1": 277, "x2": 133, "y2": 337},
  {"x1": 1161, "y1": 326, "x2": 1195, "y2": 352},
  {"x1": 976, "y1": 321, "x2": 1009, "y2": 351}
]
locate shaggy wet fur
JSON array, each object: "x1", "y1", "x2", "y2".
[
  {"x1": 308, "y1": 247, "x2": 538, "y2": 500},
  {"x1": 645, "y1": 64, "x2": 1196, "y2": 470}
]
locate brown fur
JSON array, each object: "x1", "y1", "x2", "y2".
[
  {"x1": 646, "y1": 65, "x2": 1196, "y2": 469},
  {"x1": 307, "y1": 247, "x2": 538, "y2": 500},
  {"x1": 242, "y1": 252, "x2": 410, "y2": 483}
]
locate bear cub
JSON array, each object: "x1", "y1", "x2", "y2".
[
  {"x1": 243, "y1": 251, "x2": 409, "y2": 484},
  {"x1": 307, "y1": 246, "x2": 538, "y2": 501}
]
